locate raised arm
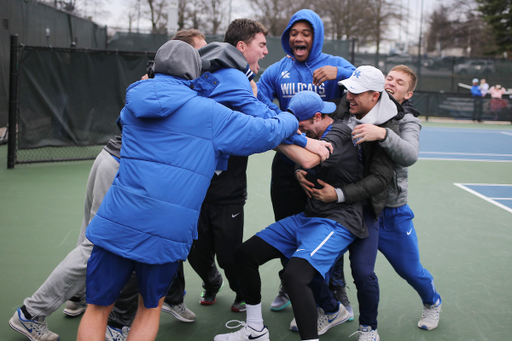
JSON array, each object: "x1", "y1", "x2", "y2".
[{"x1": 352, "y1": 114, "x2": 421, "y2": 167}]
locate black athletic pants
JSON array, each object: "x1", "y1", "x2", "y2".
[
  {"x1": 235, "y1": 236, "x2": 319, "y2": 340},
  {"x1": 270, "y1": 153, "x2": 346, "y2": 293},
  {"x1": 188, "y1": 202, "x2": 244, "y2": 295}
]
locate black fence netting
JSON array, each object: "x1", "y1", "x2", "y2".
[
  {"x1": 1, "y1": 0, "x2": 107, "y2": 127},
  {"x1": 13, "y1": 45, "x2": 153, "y2": 165},
  {"x1": 412, "y1": 91, "x2": 512, "y2": 122}
]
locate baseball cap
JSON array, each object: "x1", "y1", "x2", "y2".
[
  {"x1": 339, "y1": 65, "x2": 385, "y2": 94},
  {"x1": 472, "y1": 78, "x2": 479, "y2": 84},
  {"x1": 287, "y1": 91, "x2": 336, "y2": 121}
]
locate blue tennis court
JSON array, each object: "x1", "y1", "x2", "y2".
[
  {"x1": 454, "y1": 183, "x2": 512, "y2": 212},
  {"x1": 419, "y1": 127, "x2": 512, "y2": 162}
]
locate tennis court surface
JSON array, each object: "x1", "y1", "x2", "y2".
[{"x1": 1, "y1": 121, "x2": 511, "y2": 341}]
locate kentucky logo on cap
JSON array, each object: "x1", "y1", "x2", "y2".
[{"x1": 339, "y1": 65, "x2": 385, "y2": 94}]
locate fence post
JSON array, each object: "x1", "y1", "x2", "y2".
[{"x1": 8, "y1": 34, "x2": 19, "y2": 169}]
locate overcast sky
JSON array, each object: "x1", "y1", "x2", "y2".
[{"x1": 93, "y1": 0, "x2": 448, "y2": 44}]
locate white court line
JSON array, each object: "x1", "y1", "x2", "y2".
[
  {"x1": 454, "y1": 183, "x2": 512, "y2": 214},
  {"x1": 423, "y1": 128, "x2": 512, "y2": 134},
  {"x1": 420, "y1": 151, "x2": 512, "y2": 157},
  {"x1": 459, "y1": 183, "x2": 512, "y2": 187},
  {"x1": 490, "y1": 198, "x2": 512, "y2": 201},
  {"x1": 502, "y1": 131, "x2": 512, "y2": 137},
  {"x1": 418, "y1": 157, "x2": 512, "y2": 163}
]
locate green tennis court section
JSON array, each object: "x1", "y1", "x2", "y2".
[{"x1": 1, "y1": 121, "x2": 511, "y2": 341}]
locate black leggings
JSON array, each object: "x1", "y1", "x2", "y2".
[{"x1": 234, "y1": 236, "x2": 319, "y2": 340}]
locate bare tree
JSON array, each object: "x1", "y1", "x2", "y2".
[
  {"x1": 319, "y1": 0, "x2": 369, "y2": 41},
  {"x1": 185, "y1": 0, "x2": 204, "y2": 30},
  {"x1": 365, "y1": 0, "x2": 400, "y2": 62},
  {"x1": 177, "y1": 0, "x2": 187, "y2": 30},
  {"x1": 201, "y1": 0, "x2": 227, "y2": 34},
  {"x1": 426, "y1": 5, "x2": 455, "y2": 53},
  {"x1": 248, "y1": 0, "x2": 312, "y2": 36},
  {"x1": 426, "y1": 0, "x2": 496, "y2": 57},
  {"x1": 146, "y1": 0, "x2": 168, "y2": 34}
]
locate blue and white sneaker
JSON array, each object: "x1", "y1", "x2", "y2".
[
  {"x1": 9, "y1": 308, "x2": 59, "y2": 341},
  {"x1": 289, "y1": 302, "x2": 349, "y2": 335},
  {"x1": 418, "y1": 299, "x2": 442, "y2": 330},
  {"x1": 349, "y1": 325, "x2": 380, "y2": 341},
  {"x1": 105, "y1": 325, "x2": 130, "y2": 341},
  {"x1": 317, "y1": 303, "x2": 350, "y2": 335}
]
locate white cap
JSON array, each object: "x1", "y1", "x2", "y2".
[
  {"x1": 339, "y1": 65, "x2": 385, "y2": 94},
  {"x1": 472, "y1": 78, "x2": 479, "y2": 84}
]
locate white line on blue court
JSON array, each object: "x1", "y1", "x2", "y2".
[
  {"x1": 420, "y1": 152, "x2": 512, "y2": 157},
  {"x1": 419, "y1": 157, "x2": 512, "y2": 162},
  {"x1": 502, "y1": 131, "x2": 512, "y2": 137},
  {"x1": 454, "y1": 183, "x2": 512, "y2": 214}
]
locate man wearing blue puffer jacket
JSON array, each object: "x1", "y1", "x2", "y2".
[
  {"x1": 77, "y1": 40, "x2": 299, "y2": 341},
  {"x1": 257, "y1": 8, "x2": 356, "y2": 313}
]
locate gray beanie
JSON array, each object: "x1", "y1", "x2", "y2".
[{"x1": 153, "y1": 40, "x2": 201, "y2": 80}]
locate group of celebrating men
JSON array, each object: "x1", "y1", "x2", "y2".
[{"x1": 8, "y1": 8, "x2": 441, "y2": 341}]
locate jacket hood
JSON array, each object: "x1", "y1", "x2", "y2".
[
  {"x1": 401, "y1": 99, "x2": 420, "y2": 117},
  {"x1": 357, "y1": 91, "x2": 404, "y2": 125},
  {"x1": 199, "y1": 42, "x2": 249, "y2": 76},
  {"x1": 153, "y1": 40, "x2": 201, "y2": 80},
  {"x1": 281, "y1": 9, "x2": 324, "y2": 63},
  {"x1": 124, "y1": 75, "x2": 197, "y2": 119}
]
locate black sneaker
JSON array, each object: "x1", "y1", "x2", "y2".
[{"x1": 200, "y1": 279, "x2": 224, "y2": 305}]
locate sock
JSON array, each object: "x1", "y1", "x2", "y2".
[
  {"x1": 246, "y1": 303, "x2": 264, "y2": 331},
  {"x1": 20, "y1": 305, "x2": 33, "y2": 320}
]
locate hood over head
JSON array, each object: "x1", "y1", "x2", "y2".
[
  {"x1": 199, "y1": 42, "x2": 250, "y2": 77},
  {"x1": 281, "y1": 9, "x2": 324, "y2": 63},
  {"x1": 153, "y1": 40, "x2": 202, "y2": 80}
]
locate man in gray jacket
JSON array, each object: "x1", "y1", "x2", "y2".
[{"x1": 349, "y1": 65, "x2": 442, "y2": 331}]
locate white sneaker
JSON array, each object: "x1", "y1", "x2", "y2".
[
  {"x1": 63, "y1": 297, "x2": 87, "y2": 316},
  {"x1": 214, "y1": 320, "x2": 270, "y2": 341},
  {"x1": 289, "y1": 303, "x2": 350, "y2": 335},
  {"x1": 105, "y1": 325, "x2": 130, "y2": 341},
  {"x1": 349, "y1": 325, "x2": 380, "y2": 341},
  {"x1": 317, "y1": 303, "x2": 350, "y2": 335},
  {"x1": 418, "y1": 301, "x2": 441, "y2": 330},
  {"x1": 9, "y1": 308, "x2": 59, "y2": 341},
  {"x1": 162, "y1": 302, "x2": 196, "y2": 323}
]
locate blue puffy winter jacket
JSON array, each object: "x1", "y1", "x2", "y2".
[{"x1": 86, "y1": 72, "x2": 298, "y2": 264}]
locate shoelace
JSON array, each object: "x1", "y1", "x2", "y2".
[
  {"x1": 33, "y1": 319, "x2": 52, "y2": 336},
  {"x1": 225, "y1": 320, "x2": 246, "y2": 329},
  {"x1": 422, "y1": 305, "x2": 441, "y2": 320},
  {"x1": 349, "y1": 329, "x2": 377, "y2": 340}
]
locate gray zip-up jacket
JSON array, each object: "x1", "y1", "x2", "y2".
[{"x1": 380, "y1": 102, "x2": 422, "y2": 208}]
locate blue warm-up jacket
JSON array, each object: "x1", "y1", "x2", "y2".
[
  {"x1": 86, "y1": 72, "x2": 298, "y2": 264},
  {"x1": 257, "y1": 9, "x2": 356, "y2": 112}
]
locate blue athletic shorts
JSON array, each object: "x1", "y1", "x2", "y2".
[
  {"x1": 86, "y1": 245, "x2": 179, "y2": 308},
  {"x1": 256, "y1": 212, "x2": 355, "y2": 278}
]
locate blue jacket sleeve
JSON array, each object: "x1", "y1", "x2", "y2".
[
  {"x1": 334, "y1": 57, "x2": 356, "y2": 81},
  {"x1": 213, "y1": 69, "x2": 277, "y2": 119},
  {"x1": 212, "y1": 107, "x2": 299, "y2": 157},
  {"x1": 281, "y1": 132, "x2": 307, "y2": 147},
  {"x1": 257, "y1": 66, "x2": 283, "y2": 113}
]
